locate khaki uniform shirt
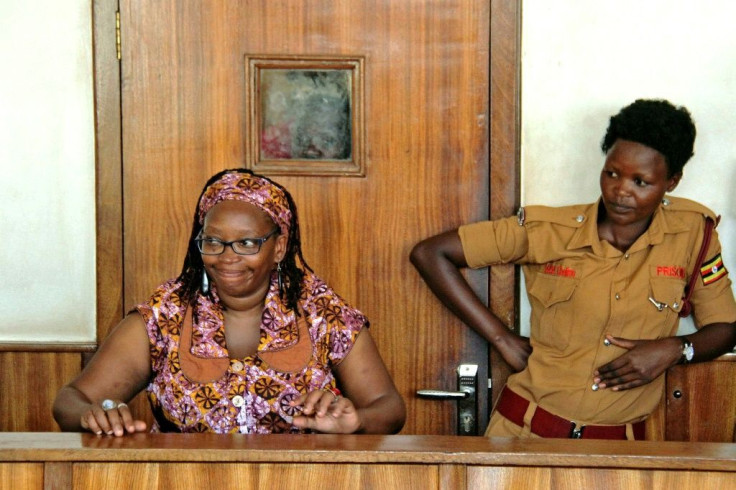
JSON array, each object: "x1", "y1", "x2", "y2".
[{"x1": 459, "y1": 196, "x2": 736, "y2": 426}]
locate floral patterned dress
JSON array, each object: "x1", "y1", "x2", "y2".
[{"x1": 136, "y1": 272, "x2": 366, "y2": 433}]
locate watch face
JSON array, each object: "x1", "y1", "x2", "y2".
[{"x1": 684, "y1": 343, "x2": 695, "y2": 361}]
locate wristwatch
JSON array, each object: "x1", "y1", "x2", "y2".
[{"x1": 680, "y1": 337, "x2": 694, "y2": 364}]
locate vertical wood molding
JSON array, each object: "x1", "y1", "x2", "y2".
[
  {"x1": 439, "y1": 464, "x2": 466, "y2": 490},
  {"x1": 93, "y1": 0, "x2": 124, "y2": 343},
  {"x1": 488, "y1": 0, "x2": 521, "y2": 407},
  {"x1": 44, "y1": 462, "x2": 72, "y2": 490}
]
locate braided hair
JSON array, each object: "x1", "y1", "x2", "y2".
[{"x1": 176, "y1": 168, "x2": 313, "y2": 314}]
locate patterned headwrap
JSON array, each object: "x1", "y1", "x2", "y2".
[{"x1": 197, "y1": 171, "x2": 292, "y2": 235}]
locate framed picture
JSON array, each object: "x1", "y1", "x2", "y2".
[{"x1": 245, "y1": 55, "x2": 365, "y2": 176}]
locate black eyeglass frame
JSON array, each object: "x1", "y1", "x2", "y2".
[{"x1": 195, "y1": 228, "x2": 280, "y2": 256}]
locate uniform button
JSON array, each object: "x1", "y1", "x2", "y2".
[
  {"x1": 624, "y1": 253, "x2": 630, "y2": 260},
  {"x1": 591, "y1": 383, "x2": 599, "y2": 391},
  {"x1": 615, "y1": 293, "x2": 621, "y2": 300},
  {"x1": 232, "y1": 360, "x2": 244, "y2": 372},
  {"x1": 662, "y1": 198, "x2": 670, "y2": 206},
  {"x1": 232, "y1": 395, "x2": 245, "y2": 408},
  {"x1": 603, "y1": 338, "x2": 611, "y2": 346},
  {"x1": 576, "y1": 215, "x2": 584, "y2": 223}
]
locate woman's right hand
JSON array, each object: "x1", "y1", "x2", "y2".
[{"x1": 80, "y1": 399, "x2": 147, "y2": 437}]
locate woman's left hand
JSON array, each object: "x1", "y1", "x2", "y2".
[
  {"x1": 593, "y1": 334, "x2": 682, "y2": 391},
  {"x1": 290, "y1": 389, "x2": 362, "y2": 433}
]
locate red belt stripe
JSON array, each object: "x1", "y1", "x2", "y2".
[{"x1": 495, "y1": 385, "x2": 645, "y2": 440}]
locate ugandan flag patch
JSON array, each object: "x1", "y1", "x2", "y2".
[{"x1": 700, "y1": 253, "x2": 727, "y2": 285}]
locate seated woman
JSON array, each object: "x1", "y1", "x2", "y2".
[
  {"x1": 411, "y1": 99, "x2": 736, "y2": 439},
  {"x1": 54, "y1": 169, "x2": 405, "y2": 436}
]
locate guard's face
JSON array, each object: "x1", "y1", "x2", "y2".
[{"x1": 599, "y1": 139, "x2": 681, "y2": 228}]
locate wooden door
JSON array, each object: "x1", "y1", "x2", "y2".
[{"x1": 111, "y1": 0, "x2": 520, "y2": 435}]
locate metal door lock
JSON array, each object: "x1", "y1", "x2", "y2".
[{"x1": 417, "y1": 364, "x2": 478, "y2": 435}]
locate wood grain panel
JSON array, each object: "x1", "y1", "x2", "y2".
[
  {"x1": 645, "y1": 390, "x2": 666, "y2": 441},
  {"x1": 44, "y1": 462, "x2": 72, "y2": 490},
  {"x1": 4, "y1": 433, "x2": 736, "y2": 468},
  {"x1": 488, "y1": 0, "x2": 521, "y2": 409},
  {"x1": 74, "y1": 463, "x2": 438, "y2": 489},
  {"x1": 0, "y1": 463, "x2": 43, "y2": 490},
  {"x1": 120, "y1": 0, "x2": 494, "y2": 435},
  {"x1": 666, "y1": 356, "x2": 736, "y2": 442},
  {"x1": 0, "y1": 352, "x2": 81, "y2": 432},
  {"x1": 439, "y1": 464, "x2": 466, "y2": 490},
  {"x1": 93, "y1": 0, "x2": 124, "y2": 341},
  {"x1": 467, "y1": 467, "x2": 736, "y2": 490},
  {"x1": 5, "y1": 433, "x2": 736, "y2": 489}
]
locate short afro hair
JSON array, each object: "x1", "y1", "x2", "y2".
[{"x1": 601, "y1": 99, "x2": 696, "y2": 177}]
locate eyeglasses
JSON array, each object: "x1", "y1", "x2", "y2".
[{"x1": 195, "y1": 228, "x2": 279, "y2": 256}]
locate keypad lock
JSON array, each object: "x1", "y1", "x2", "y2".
[
  {"x1": 456, "y1": 364, "x2": 478, "y2": 435},
  {"x1": 417, "y1": 364, "x2": 479, "y2": 435}
]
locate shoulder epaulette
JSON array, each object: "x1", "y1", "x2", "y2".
[
  {"x1": 517, "y1": 204, "x2": 590, "y2": 227},
  {"x1": 661, "y1": 196, "x2": 718, "y2": 222}
]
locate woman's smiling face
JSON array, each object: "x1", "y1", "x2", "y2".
[
  {"x1": 200, "y1": 200, "x2": 286, "y2": 304},
  {"x1": 599, "y1": 139, "x2": 681, "y2": 228}
]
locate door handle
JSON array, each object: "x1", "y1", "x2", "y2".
[
  {"x1": 417, "y1": 364, "x2": 478, "y2": 435},
  {"x1": 415, "y1": 390, "x2": 468, "y2": 399}
]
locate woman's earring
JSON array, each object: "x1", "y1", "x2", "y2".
[
  {"x1": 201, "y1": 270, "x2": 210, "y2": 294},
  {"x1": 276, "y1": 262, "x2": 283, "y2": 292}
]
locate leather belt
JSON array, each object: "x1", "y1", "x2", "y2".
[{"x1": 495, "y1": 385, "x2": 645, "y2": 440}]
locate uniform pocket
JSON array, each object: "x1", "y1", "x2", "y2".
[
  {"x1": 528, "y1": 273, "x2": 578, "y2": 350},
  {"x1": 645, "y1": 275, "x2": 686, "y2": 337}
]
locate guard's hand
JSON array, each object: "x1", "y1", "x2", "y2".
[
  {"x1": 495, "y1": 332, "x2": 532, "y2": 372},
  {"x1": 291, "y1": 389, "x2": 362, "y2": 434},
  {"x1": 80, "y1": 399, "x2": 147, "y2": 437},
  {"x1": 594, "y1": 335, "x2": 682, "y2": 391}
]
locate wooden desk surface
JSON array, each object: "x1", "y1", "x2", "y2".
[{"x1": 2, "y1": 432, "x2": 735, "y2": 471}]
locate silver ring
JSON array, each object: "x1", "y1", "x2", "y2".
[
  {"x1": 101, "y1": 399, "x2": 117, "y2": 410},
  {"x1": 117, "y1": 402, "x2": 128, "y2": 409}
]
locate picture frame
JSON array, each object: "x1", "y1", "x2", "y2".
[{"x1": 245, "y1": 55, "x2": 365, "y2": 177}]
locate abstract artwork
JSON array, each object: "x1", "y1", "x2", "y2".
[
  {"x1": 245, "y1": 56, "x2": 364, "y2": 176},
  {"x1": 260, "y1": 69, "x2": 352, "y2": 161}
]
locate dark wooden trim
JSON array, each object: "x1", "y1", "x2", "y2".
[
  {"x1": 0, "y1": 343, "x2": 96, "y2": 353},
  {"x1": 93, "y1": 0, "x2": 124, "y2": 344},
  {"x1": 488, "y1": 0, "x2": 521, "y2": 408}
]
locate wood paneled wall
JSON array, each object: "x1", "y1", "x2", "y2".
[
  {"x1": 3, "y1": 347, "x2": 733, "y2": 440},
  {"x1": 0, "y1": 349, "x2": 88, "y2": 432}
]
